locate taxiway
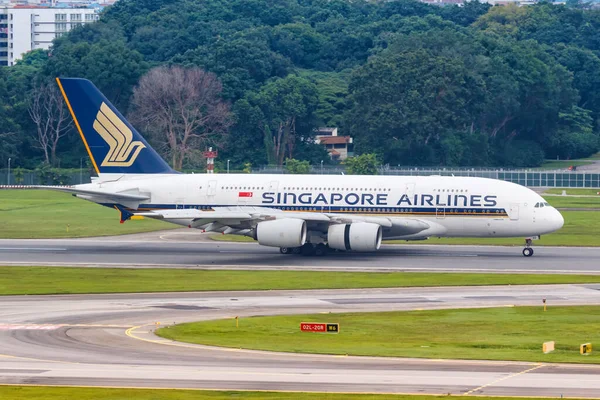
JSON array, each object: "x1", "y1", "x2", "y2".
[{"x1": 0, "y1": 285, "x2": 599, "y2": 396}]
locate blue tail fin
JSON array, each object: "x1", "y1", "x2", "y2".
[{"x1": 56, "y1": 77, "x2": 176, "y2": 175}]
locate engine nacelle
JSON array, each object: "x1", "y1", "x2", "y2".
[
  {"x1": 328, "y1": 222, "x2": 382, "y2": 252},
  {"x1": 255, "y1": 218, "x2": 307, "y2": 248}
]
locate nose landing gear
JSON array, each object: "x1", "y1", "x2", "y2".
[{"x1": 522, "y1": 238, "x2": 534, "y2": 257}]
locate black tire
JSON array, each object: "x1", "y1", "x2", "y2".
[
  {"x1": 301, "y1": 243, "x2": 315, "y2": 256},
  {"x1": 314, "y1": 244, "x2": 328, "y2": 256},
  {"x1": 279, "y1": 247, "x2": 291, "y2": 254},
  {"x1": 522, "y1": 248, "x2": 534, "y2": 257}
]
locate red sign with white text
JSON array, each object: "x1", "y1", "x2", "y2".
[
  {"x1": 300, "y1": 322, "x2": 339, "y2": 333},
  {"x1": 238, "y1": 192, "x2": 253, "y2": 198}
]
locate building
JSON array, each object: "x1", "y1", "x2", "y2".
[
  {"x1": 315, "y1": 127, "x2": 354, "y2": 161},
  {"x1": 0, "y1": 5, "x2": 99, "y2": 66}
]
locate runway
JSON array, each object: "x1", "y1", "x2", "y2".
[
  {"x1": 1, "y1": 284, "x2": 600, "y2": 396},
  {"x1": 0, "y1": 230, "x2": 599, "y2": 273}
]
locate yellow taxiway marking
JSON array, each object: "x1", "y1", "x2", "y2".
[
  {"x1": 125, "y1": 325, "x2": 246, "y2": 352},
  {"x1": 464, "y1": 364, "x2": 545, "y2": 396}
]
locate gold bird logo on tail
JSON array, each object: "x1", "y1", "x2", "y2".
[{"x1": 93, "y1": 103, "x2": 146, "y2": 167}]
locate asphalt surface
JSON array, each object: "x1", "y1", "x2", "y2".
[
  {"x1": 2, "y1": 232, "x2": 600, "y2": 396},
  {"x1": 0, "y1": 229, "x2": 599, "y2": 273},
  {"x1": 1, "y1": 285, "x2": 600, "y2": 396}
]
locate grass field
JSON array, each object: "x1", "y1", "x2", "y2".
[
  {"x1": 0, "y1": 190, "x2": 174, "y2": 238},
  {"x1": 0, "y1": 267, "x2": 599, "y2": 295},
  {"x1": 545, "y1": 188, "x2": 600, "y2": 196},
  {"x1": 0, "y1": 387, "x2": 585, "y2": 400},
  {"x1": 544, "y1": 195, "x2": 600, "y2": 208},
  {"x1": 213, "y1": 210, "x2": 600, "y2": 246},
  {"x1": 157, "y1": 306, "x2": 600, "y2": 364}
]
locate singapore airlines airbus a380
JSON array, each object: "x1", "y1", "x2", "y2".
[{"x1": 44, "y1": 78, "x2": 564, "y2": 257}]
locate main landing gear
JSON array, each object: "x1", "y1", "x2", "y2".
[
  {"x1": 279, "y1": 247, "x2": 301, "y2": 255},
  {"x1": 522, "y1": 238, "x2": 534, "y2": 257},
  {"x1": 280, "y1": 243, "x2": 329, "y2": 256}
]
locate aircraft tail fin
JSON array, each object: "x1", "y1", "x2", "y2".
[{"x1": 56, "y1": 77, "x2": 176, "y2": 175}]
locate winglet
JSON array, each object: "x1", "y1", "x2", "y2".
[{"x1": 56, "y1": 77, "x2": 177, "y2": 175}]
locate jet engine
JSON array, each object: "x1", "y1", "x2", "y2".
[
  {"x1": 328, "y1": 222, "x2": 382, "y2": 252},
  {"x1": 255, "y1": 218, "x2": 307, "y2": 248}
]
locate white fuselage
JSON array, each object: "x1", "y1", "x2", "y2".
[{"x1": 79, "y1": 173, "x2": 564, "y2": 240}]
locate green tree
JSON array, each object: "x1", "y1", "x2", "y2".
[
  {"x1": 42, "y1": 38, "x2": 147, "y2": 110},
  {"x1": 550, "y1": 106, "x2": 598, "y2": 159},
  {"x1": 248, "y1": 75, "x2": 319, "y2": 165},
  {"x1": 270, "y1": 23, "x2": 326, "y2": 68},
  {"x1": 0, "y1": 70, "x2": 22, "y2": 167},
  {"x1": 284, "y1": 158, "x2": 311, "y2": 174},
  {"x1": 5, "y1": 0, "x2": 600, "y2": 169},
  {"x1": 345, "y1": 30, "x2": 488, "y2": 165},
  {"x1": 173, "y1": 30, "x2": 292, "y2": 100},
  {"x1": 300, "y1": 70, "x2": 349, "y2": 127},
  {"x1": 343, "y1": 153, "x2": 379, "y2": 175}
]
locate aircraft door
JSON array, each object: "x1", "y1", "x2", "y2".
[
  {"x1": 436, "y1": 207, "x2": 445, "y2": 219},
  {"x1": 260, "y1": 180, "x2": 278, "y2": 208},
  {"x1": 405, "y1": 182, "x2": 415, "y2": 198},
  {"x1": 509, "y1": 203, "x2": 519, "y2": 220},
  {"x1": 207, "y1": 180, "x2": 218, "y2": 197}
]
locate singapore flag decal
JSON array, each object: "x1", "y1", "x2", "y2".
[{"x1": 238, "y1": 191, "x2": 253, "y2": 198}]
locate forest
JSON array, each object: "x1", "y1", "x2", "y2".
[{"x1": 2, "y1": 0, "x2": 600, "y2": 171}]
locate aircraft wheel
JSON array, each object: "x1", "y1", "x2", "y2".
[
  {"x1": 279, "y1": 247, "x2": 291, "y2": 255},
  {"x1": 314, "y1": 243, "x2": 328, "y2": 257},
  {"x1": 522, "y1": 248, "x2": 534, "y2": 257}
]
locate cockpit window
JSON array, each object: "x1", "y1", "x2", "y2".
[
  {"x1": 535, "y1": 203, "x2": 540, "y2": 208},
  {"x1": 544, "y1": 202, "x2": 550, "y2": 207}
]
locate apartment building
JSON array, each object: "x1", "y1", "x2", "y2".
[{"x1": 0, "y1": 6, "x2": 99, "y2": 66}]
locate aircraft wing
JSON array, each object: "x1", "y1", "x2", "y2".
[
  {"x1": 137, "y1": 206, "x2": 329, "y2": 226},
  {"x1": 134, "y1": 206, "x2": 431, "y2": 237}
]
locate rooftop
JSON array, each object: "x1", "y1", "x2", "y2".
[{"x1": 318, "y1": 136, "x2": 352, "y2": 145}]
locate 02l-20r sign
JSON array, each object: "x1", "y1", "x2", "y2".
[{"x1": 300, "y1": 322, "x2": 339, "y2": 333}]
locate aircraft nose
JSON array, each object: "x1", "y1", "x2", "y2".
[{"x1": 551, "y1": 208, "x2": 565, "y2": 231}]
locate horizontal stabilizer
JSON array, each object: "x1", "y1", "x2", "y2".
[{"x1": 28, "y1": 185, "x2": 150, "y2": 201}]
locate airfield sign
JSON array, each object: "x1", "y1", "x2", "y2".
[{"x1": 300, "y1": 322, "x2": 339, "y2": 333}]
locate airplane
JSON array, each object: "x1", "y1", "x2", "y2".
[{"x1": 40, "y1": 77, "x2": 564, "y2": 257}]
